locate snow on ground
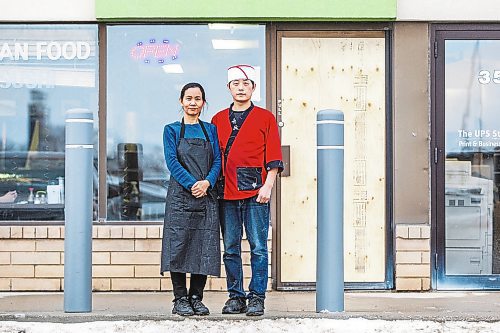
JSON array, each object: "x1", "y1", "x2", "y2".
[{"x1": 0, "y1": 318, "x2": 500, "y2": 333}]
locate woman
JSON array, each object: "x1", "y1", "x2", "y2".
[{"x1": 161, "y1": 82, "x2": 221, "y2": 316}]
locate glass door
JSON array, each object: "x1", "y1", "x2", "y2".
[{"x1": 434, "y1": 28, "x2": 500, "y2": 289}]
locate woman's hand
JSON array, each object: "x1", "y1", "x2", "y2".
[{"x1": 191, "y1": 180, "x2": 210, "y2": 198}]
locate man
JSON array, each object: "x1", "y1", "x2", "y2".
[{"x1": 212, "y1": 65, "x2": 283, "y2": 316}]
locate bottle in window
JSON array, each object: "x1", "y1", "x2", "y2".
[{"x1": 28, "y1": 187, "x2": 35, "y2": 204}]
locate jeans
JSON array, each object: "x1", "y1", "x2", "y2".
[{"x1": 220, "y1": 195, "x2": 269, "y2": 299}]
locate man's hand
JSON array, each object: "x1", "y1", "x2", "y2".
[
  {"x1": 256, "y1": 184, "x2": 272, "y2": 203},
  {"x1": 191, "y1": 180, "x2": 210, "y2": 198},
  {"x1": 256, "y1": 168, "x2": 278, "y2": 203}
]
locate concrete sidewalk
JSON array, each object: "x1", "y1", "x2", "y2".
[{"x1": 1, "y1": 291, "x2": 500, "y2": 323}]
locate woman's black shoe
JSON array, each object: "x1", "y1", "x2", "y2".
[
  {"x1": 172, "y1": 296, "x2": 194, "y2": 316},
  {"x1": 190, "y1": 295, "x2": 210, "y2": 315}
]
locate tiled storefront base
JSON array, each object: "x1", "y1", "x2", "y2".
[
  {"x1": 395, "y1": 224, "x2": 431, "y2": 291},
  {"x1": 0, "y1": 225, "x2": 271, "y2": 292},
  {"x1": 1, "y1": 224, "x2": 430, "y2": 291}
]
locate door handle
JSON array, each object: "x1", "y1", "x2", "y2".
[{"x1": 281, "y1": 145, "x2": 290, "y2": 177}]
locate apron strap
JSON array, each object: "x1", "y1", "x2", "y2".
[
  {"x1": 180, "y1": 118, "x2": 186, "y2": 139},
  {"x1": 180, "y1": 118, "x2": 210, "y2": 142},
  {"x1": 199, "y1": 121, "x2": 210, "y2": 142}
]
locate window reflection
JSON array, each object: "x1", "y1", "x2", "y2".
[
  {"x1": 106, "y1": 24, "x2": 266, "y2": 221},
  {"x1": 0, "y1": 24, "x2": 99, "y2": 221}
]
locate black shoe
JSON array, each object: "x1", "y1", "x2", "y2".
[
  {"x1": 222, "y1": 297, "x2": 247, "y2": 314},
  {"x1": 190, "y1": 295, "x2": 210, "y2": 315},
  {"x1": 246, "y1": 295, "x2": 265, "y2": 316},
  {"x1": 172, "y1": 296, "x2": 194, "y2": 316}
]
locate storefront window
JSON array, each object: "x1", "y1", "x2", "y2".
[
  {"x1": 0, "y1": 25, "x2": 98, "y2": 221},
  {"x1": 106, "y1": 24, "x2": 266, "y2": 221}
]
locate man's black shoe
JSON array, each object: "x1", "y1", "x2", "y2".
[
  {"x1": 172, "y1": 296, "x2": 194, "y2": 316},
  {"x1": 190, "y1": 295, "x2": 210, "y2": 315},
  {"x1": 246, "y1": 295, "x2": 265, "y2": 316},
  {"x1": 221, "y1": 297, "x2": 247, "y2": 314}
]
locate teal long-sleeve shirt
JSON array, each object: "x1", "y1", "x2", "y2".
[{"x1": 163, "y1": 120, "x2": 221, "y2": 191}]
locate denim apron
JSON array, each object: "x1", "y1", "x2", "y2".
[{"x1": 161, "y1": 120, "x2": 221, "y2": 276}]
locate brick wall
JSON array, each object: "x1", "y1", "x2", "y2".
[
  {"x1": 395, "y1": 224, "x2": 431, "y2": 291},
  {"x1": 0, "y1": 225, "x2": 271, "y2": 292},
  {"x1": 1, "y1": 223, "x2": 432, "y2": 291}
]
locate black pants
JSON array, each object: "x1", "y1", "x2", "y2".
[{"x1": 170, "y1": 272, "x2": 207, "y2": 300}]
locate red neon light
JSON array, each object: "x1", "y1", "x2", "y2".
[{"x1": 130, "y1": 43, "x2": 180, "y2": 61}]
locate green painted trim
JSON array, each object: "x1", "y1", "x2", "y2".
[{"x1": 96, "y1": 0, "x2": 396, "y2": 21}]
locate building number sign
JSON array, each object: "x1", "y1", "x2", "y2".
[{"x1": 478, "y1": 70, "x2": 500, "y2": 84}]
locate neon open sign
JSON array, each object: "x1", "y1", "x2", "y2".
[{"x1": 129, "y1": 39, "x2": 180, "y2": 64}]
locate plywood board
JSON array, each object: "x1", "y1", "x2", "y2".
[{"x1": 280, "y1": 36, "x2": 386, "y2": 282}]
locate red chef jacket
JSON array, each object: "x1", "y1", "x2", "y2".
[{"x1": 212, "y1": 105, "x2": 283, "y2": 200}]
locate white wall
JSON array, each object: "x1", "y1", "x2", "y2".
[
  {"x1": 398, "y1": 0, "x2": 500, "y2": 21},
  {"x1": 0, "y1": 0, "x2": 95, "y2": 21}
]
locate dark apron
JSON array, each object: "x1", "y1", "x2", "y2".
[{"x1": 160, "y1": 120, "x2": 221, "y2": 277}]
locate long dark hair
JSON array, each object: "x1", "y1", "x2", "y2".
[{"x1": 179, "y1": 82, "x2": 206, "y2": 102}]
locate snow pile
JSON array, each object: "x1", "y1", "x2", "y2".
[{"x1": 0, "y1": 318, "x2": 499, "y2": 333}]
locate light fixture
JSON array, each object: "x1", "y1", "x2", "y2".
[
  {"x1": 211, "y1": 39, "x2": 259, "y2": 50},
  {"x1": 208, "y1": 24, "x2": 259, "y2": 30},
  {"x1": 162, "y1": 64, "x2": 184, "y2": 74}
]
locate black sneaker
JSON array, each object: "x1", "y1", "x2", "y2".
[
  {"x1": 190, "y1": 295, "x2": 210, "y2": 315},
  {"x1": 221, "y1": 297, "x2": 247, "y2": 314},
  {"x1": 246, "y1": 295, "x2": 265, "y2": 316},
  {"x1": 172, "y1": 296, "x2": 194, "y2": 316}
]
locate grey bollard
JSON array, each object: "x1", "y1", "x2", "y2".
[
  {"x1": 64, "y1": 108, "x2": 94, "y2": 313},
  {"x1": 316, "y1": 109, "x2": 344, "y2": 313}
]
